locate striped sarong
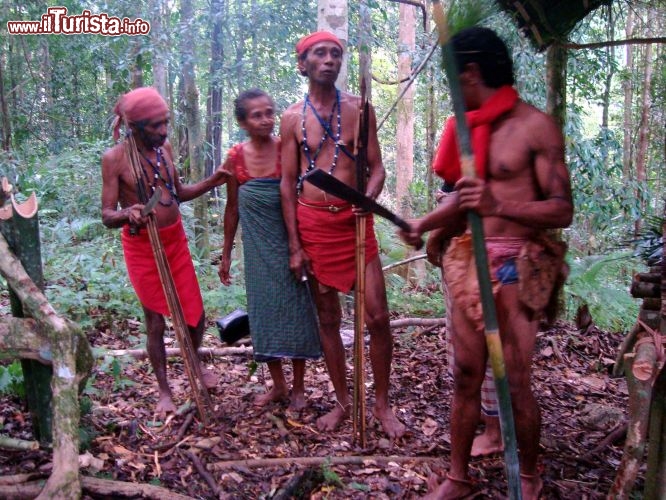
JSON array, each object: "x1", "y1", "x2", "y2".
[{"x1": 238, "y1": 179, "x2": 321, "y2": 362}]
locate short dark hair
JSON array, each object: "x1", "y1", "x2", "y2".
[
  {"x1": 234, "y1": 89, "x2": 272, "y2": 122},
  {"x1": 451, "y1": 27, "x2": 514, "y2": 88}
]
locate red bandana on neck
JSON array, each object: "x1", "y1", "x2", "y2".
[{"x1": 432, "y1": 86, "x2": 519, "y2": 184}]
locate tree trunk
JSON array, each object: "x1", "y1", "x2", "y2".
[
  {"x1": 601, "y1": 5, "x2": 615, "y2": 129},
  {"x1": 0, "y1": 50, "x2": 12, "y2": 152},
  {"x1": 622, "y1": 9, "x2": 634, "y2": 179},
  {"x1": 0, "y1": 232, "x2": 93, "y2": 499},
  {"x1": 180, "y1": 0, "x2": 209, "y2": 253},
  {"x1": 359, "y1": 0, "x2": 372, "y2": 98},
  {"x1": 634, "y1": 34, "x2": 653, "y2": 236},
  {"x1": 546, "y1": 43, "x2": 567, "y2": 129},
  {"x1": 150, "y1": 0, "x2": 168, "y2": 99},
  {"x1": 205, "y1": 0, "x2": 225, "y2": 183},
  {"x1": 396, "y1": 3, "x2": 415, "y2": 216},
  {"x1": 318, "y1": 0, "x2": 348, "y2": 91}
]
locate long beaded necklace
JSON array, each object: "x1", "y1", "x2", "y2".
[
  {"x1": 139, "y1": 147, "x2": 180, "y2": 206},
  {"x1": 298, "y1": 88, "x2": 341, "y2": 192}
]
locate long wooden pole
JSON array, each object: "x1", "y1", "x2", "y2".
[
  {"x1": 430, "y1": 2, "x2": 521, "y2": 498},
  {"x1": 122, "y1": 126, "x2": 212, "y2": 424}
]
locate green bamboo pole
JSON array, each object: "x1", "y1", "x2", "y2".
[
  {"x1": 430, "y1": 2, "x2": 521, "y2": 498},
  {"x1": 0, "y1": 193, "x2": 53, "y2": 445}
]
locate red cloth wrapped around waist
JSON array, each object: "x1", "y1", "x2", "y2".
[
  {"x1": 297, "y1": 199, "x2": 378, "y2": 293},
  {"x1": 121, "y1": 216, "x2": 203, "y2": 327}
]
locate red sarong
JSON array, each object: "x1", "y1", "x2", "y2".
[
  {"x1": 121, "y1": 217, "x2": 204, "y2": 327},
  {"x1": 297, "y1": 199, "x2": 379, "y2": 293}
]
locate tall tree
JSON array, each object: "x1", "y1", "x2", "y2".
[
  {"x1": 205, "y1": 0, "x2": 225, "y2": 179},
  {"x1": 622, "y1": 9, "x2": 635, "y2": 179},
  {"x1": 318, "y1": 0, "x2": 348, "y2": 90},
  {"x1": 634, "y1": 30, "x2": 654, "y2": 234},
  {"x1": 179, "y1": 0, "x2": 208, "y2": 252},
  {"x1": 395, "y1": 3, "x2": 416, "y2": 214},
  {"x1": 150, "y1": 0, "x2": 168, "y2": 99}
]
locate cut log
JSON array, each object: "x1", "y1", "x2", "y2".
[
  {"x1": 612, "y1": 323, "x2": 641, "y2": 377},
  {"x1": 632, "y1": 335, "x2": 659, "y2": 382},
  {"x1": 631, "y1": 280, "x2": 661, "y2": 299},
  {"x1": 0, "y1": 435, "x2": 39, "y2": 451},
  {"x1": 639, "y1": 309, "x2": 660, "y2": 331},
  {"x1": 634, "y1": 272, "x2": 661, "y2": 284},
  {"x1": 645, "y1": 366, "x2": 666, "y2": 499},
  {"x1": 642, "y1": 298, "x2": 662, "y2": 311},
  {"x1": 609, "y1": 352, "x2": 654, "y2": 498}
]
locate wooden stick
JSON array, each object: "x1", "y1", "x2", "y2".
[
  {"x1": 353, "y1": 215, "x2": 367, "y2": 447},
  {"x1": 122, "y1": 127, "x2": 211, "y2": 424},
  {"x1": 210, "y1": 454, "x2": 441, "y2": 470}
]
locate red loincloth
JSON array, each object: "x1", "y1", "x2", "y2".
[
  {"x1": 297, "y1": 199, "x2": 378, "y2": 293},
  {"x1": 121, "y1": 216, "x2": 203, "y2": 327}
]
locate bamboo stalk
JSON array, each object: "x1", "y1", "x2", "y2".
[
  {"x1": 122, "y1": 128, "x2": 211, "y2": 424},
  {"x1": 353, "y1": 216, "x2": 367, "y2": 447},
  {"x1": 430, "y1": 2, "x2": 521, "y2": 498}
]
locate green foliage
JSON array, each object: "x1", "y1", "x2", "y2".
[
  {"x1": 321, "y1": 459, "x2": 345, "y2": 488},
  {"x1": 0, "y1": 361, "x2": 25, "y2": 398},
  {"x1": 446, "y1": 0, "x2": 498, "y2": 35},
  {"x1": 564, "y1": 251, "x2": 641, "y2": 331}
]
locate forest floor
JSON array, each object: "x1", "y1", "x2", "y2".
[{"x1": 0, "y1": 314, "x2": 634, "y2": 499}]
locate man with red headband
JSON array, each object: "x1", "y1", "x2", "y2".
[
  {"x1": 102, "y1": 86, "x2": 229, "y2": 415},
  {"x1": 280, "y1": 31, "x2": 406, "y2": 438}
]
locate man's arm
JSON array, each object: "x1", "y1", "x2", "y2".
[
  {"x1": 279, "y1": 108, "x2": 308, "y2": 277},
  {"x1": 101, "y1": 148, "x2": 147, "y2": 229},
  {"x1": 167, "y1": 142, "x2": 230, "y2": 202}
]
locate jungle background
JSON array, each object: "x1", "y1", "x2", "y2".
[{"x1": 0, "y1": 0, "x2": 664, "y2": 498}]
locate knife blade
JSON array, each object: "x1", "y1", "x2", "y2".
[
  {"x1": 304, "y1": 169, "x2": 408, "y2": 230},
  {"x1": 141, "y1": 186, "x2": 162, "y2": 216}
]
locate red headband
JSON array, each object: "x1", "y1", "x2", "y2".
[
  {"x1": 112, "y1": 87, "x2": 169, "y2": 141},
  {"x1": 295, "y1": 31, "x2": 343, "y2": 57}
]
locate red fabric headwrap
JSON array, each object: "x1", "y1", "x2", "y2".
[
  {"x1": 296, "y1": 31, "x2": 343, "y2": 57},
  {"x1": 432, "y1": 86, "x2": 519, "y2": 184},
  {"x1": 112, "y1": 87, "x2": 169, "y2": 141}
]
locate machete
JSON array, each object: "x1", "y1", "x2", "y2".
[
  {"x1": 304, "y1": 169, "x2": 418, "y2": 233},
  {"x1": 141, "y1": 186, "x2": 162, "y2": 216}
]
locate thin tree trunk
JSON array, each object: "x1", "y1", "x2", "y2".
[
  {"x1": 601, "y1": 5, "x2": 615, "y2": 129},
  {"x1": 318, "y1": 0, "x2": 348, "y2": 91},
  {"x1": 0, "y1": 50, "x2": 11, "y2": 152},
  {"x1": 546, "y1": 43, "x2": 567, "y2": 129},
  {"x1": 396, "y1": 3, "x2": 415, "y2": 215},
  {"x1": 622, "y1": 9, "x2": 635, "y2": 179},
  {"x1": 180, "y1": 0, "x2": 209, "y2": 253},
  {"x1": 150, "y1": 0, "x2": 168, "y2": 99},
  {"x1": 634, "y1": 39, "x2": 653, "y2": 235},
  {"x1": 205, "y1": 0, "x2": 224, "y2": 182}
]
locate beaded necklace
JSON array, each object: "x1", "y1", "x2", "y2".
[
  {"x1": 298, "y1": 88, "x2": 341, "y2": 192},
  {"x1": 139, "y1": 147, "x2": 180, "y2": 206}
]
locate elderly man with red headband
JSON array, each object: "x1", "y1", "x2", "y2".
[
  {"x1": 280, "y1": 32, "x2": 406, "y2": 439},
  {"x1": 102, "y1": 87, "x2": 229, "y2": 415}
]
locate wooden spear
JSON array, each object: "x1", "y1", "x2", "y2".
[
  {"x1": 122, "y1": 124, "x2": 212, "y2": 424},
  {"x1": 430, "y1": 2, "x2": 521, "y2": 498}
]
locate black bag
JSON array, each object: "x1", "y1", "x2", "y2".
[{"x1": 216, "y1": 309, "x2": 250, "y2": 345}]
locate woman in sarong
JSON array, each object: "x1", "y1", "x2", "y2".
[{"x1": 218, "y1": 89, "x2": 321, "y2": 410}]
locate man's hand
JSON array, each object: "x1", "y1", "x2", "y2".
[
  {"x1": 289, "y1": 248, "x2": 312, "y2": 281},
  {"x1": 127, "y1": 204, "x2": 150, "y2": 227},
  {"x1": 455, "y1": 177, "x2": 500, "y2": 217},
  {"x1": 397, "y1": 219, "x2": 423, "y2": 248}
]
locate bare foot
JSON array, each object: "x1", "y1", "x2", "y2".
[
  {"x1": 200, "y1": 366, "x2": 219, "y2": 389},
  {"x1": 372, "y1": 406, "x2": 406, "y2": 439},
  {"x1": 316, "y1": 403, "x2": 349, "y2": 431},
  {"x1": 470, "y1": 431, "x2": 503, "y2": 457},
  {"x1": 288, "y1": 391, "x2": 306, "y2": 412},
  {"x1": 423, "y1": 474, "x2": 474, "y2": 500},
  {"x1": 253, "y1": 386, "x2": 288, "y2": 407},
  {"x1": 520, "y1": 473, "x2": 543, "y2": 500},
  {"x1": 155, "y1": 393, "x2": 177, "y2": 415}
]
